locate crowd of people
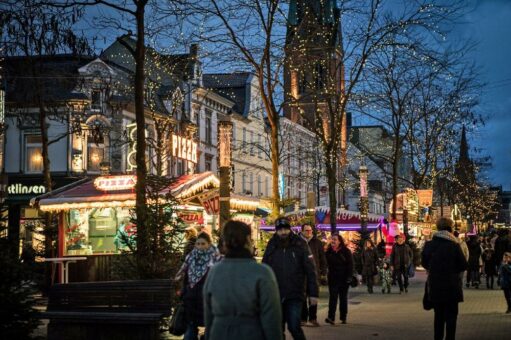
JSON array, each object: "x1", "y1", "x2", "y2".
[{"x1": 173, "y1": 218, "x2": 511, "y2": 340}]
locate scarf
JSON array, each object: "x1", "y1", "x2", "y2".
[
  {"x1": 434, "y1": 230, "x2": 459, "y2": 244},
  {"x1": 180, "y1": 246, "x2": 222, "y2": 288}
]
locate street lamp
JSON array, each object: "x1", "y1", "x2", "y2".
[
  {"x1": 359, "y1": 165, "x2": 369, "y2": 239},
  {"x1": 218, "y1": 119, "x2": 233, "y2": 229}
]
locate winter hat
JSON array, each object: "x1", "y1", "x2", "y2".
[{"x1": 275, "y1": 217, "x2": 292, "y2": 230}]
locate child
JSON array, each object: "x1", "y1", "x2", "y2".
[
  {"x1": 379, "y1": 261, "x2": 392, "y2": 294},
  {"x1": 498, "y1": 252, "x2": 511, "y2": 313}
]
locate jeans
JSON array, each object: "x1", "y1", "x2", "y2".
[
  {"x1": 301, "y1": 296, "x2": 318, "y2": 322},
  {"x1": 504, "y1": 288, "x2": 511, "y2": 310},
  {"x1": 395, "y1": 266, "x2": 409, "y2": 291},
  {"x1": 364, "y1": 275, "x2": 374, "y2": 291},
  {"x1": 486, "y1": 275, "x2": 494, "y2": 289},
  {"x1": 328, "y1": 282, "x2": 349, "y2": 321},
  {"x1": 282, "y1": 299, "x2": 306, "y2": 340},
  {"x1": 433, "y1": 302, "x2": 458, "y2": 340},
  {"x1": 183, "y1": 323, "x2": 199, "y2": 340},
  {"x1": 467, "y1": 268, "x2": 480, "y2": 286}
]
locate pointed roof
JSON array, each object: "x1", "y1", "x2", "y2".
[{"x1": 287, "y1": 0, "x2": 341, "y2": 48}]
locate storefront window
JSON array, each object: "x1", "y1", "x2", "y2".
[
  {"x1": 25, "y1": 135, "x2": 43, "y2": 173},
  {"x1": 65, "y1": 207, "x2": 132, "y2": 255}
]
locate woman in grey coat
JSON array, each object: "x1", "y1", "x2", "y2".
[{"x1": 203, "y1": 221, "x2": 282, "y2": 340}]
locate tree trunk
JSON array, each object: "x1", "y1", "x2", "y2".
[
  {"x1": 134, "y1": 4, "x2": 149, "y2": 274},
  {"x1": 325, "y1": 150, "x2": 337, "y2": 234},
  {"x1": 391, "y1": 137, "x2": 400, "y2": 219},
  {"x1": 269, "y1": 115, "x2": 280, "y2": 216}
]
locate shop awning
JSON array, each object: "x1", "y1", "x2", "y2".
[{"x1": 32, "y1": 172, "x2": 220, "y2": 212}]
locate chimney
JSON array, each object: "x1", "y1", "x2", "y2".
[{"x1": 190, "y1": 44, "x2": 199, "y2": 58}]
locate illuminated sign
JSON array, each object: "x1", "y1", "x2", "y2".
[
  {"x1": 177, "y1": 211, "x2": 204, "y2": 224},
  {"x1": 94, "y1": 175, "x2": 136, "y2": 191},
  {"x1": 8, "y1": 184, "x2": 46, "y2": 195},
  {"x1": 172, "y1": 134, "x2": 197, "y2": 163}
]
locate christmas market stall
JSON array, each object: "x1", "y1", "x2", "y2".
[
  {"x1": 31, "y1": 172, "x2": 220, "y2": 282},
  {"x1": 260, "y1": 207, "x2": 384, "y2": 247}
]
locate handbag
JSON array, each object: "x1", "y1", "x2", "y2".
[
  {"x1": 423, "y1": 279, "x2": 433, "y2": 311},
  {"x1": 350, "y1": 275, "x2": 359, "y2": 288},
  {"x1": 408, "y1": 264, "x2": 416, "y2": 278},
  {"x1": 168, "y1": 302, "x2": 186, "y2": 336}
]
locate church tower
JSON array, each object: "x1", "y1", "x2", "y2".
[{"x1": 284, "y1": 0, "x2": 346, "y2": 158}]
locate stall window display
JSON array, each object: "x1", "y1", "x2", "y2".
[{"x1": 65, "y1": 207, "x2": 132, "y2": 255}]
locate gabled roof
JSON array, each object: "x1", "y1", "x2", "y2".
[
  {"x1": 202, "y1": 72, "x2": 252, "y2": 116},
  {"x1": 3, "y1": 55, "x2": 94, "y2": 103}
]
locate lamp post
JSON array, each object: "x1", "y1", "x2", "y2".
[
  {"x1": 218, "y1": 119, "x2": 233, "y2": 229},
  {"x1": 359, "y1": 165, "x2": 369, "y2": 239}
]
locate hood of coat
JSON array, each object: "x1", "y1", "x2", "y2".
[{"x1": 433, "y1": 230, "x2": 459, "y2": 244}]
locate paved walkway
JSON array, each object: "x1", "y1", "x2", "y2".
[
  {"x1": 35, "y1": 270, "x2": 510, "y2": 339},
  {"x1": 297, "y1": 270, "x2": 511, "y2": 340}
]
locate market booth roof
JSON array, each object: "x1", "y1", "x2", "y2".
[{"x1": 32, "y1": 172, "x2": 220, "y2": 212}]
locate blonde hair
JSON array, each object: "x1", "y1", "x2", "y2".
[{"x1": 185, "y1": 227, "x2": 198, "y2": 239}]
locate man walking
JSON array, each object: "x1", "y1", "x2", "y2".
[
  {"x1": 390, "y1": 234, "x2": 413, "y2": 294},
  {"x1": 263, "y1": 217, "x2": 318, "y2": 340},
  {"x1": 300, "y1": 224, "x2": 327, "y2": 327},
  {"x1": 422, "y1": 218, "x2": 468, "y2": 340}
]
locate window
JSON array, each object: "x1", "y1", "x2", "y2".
[
  {"x1": 265, "y1": 177, "x2": 269, "y2": 197},
  {"x1": 249, "y1": 130, "x2": 254, "y2": 156},
  {"x1": 242, "y1": 171, "x2": 247, "y2": 193},
  {"x1": 315, "y1": 63, "x2": 326, "y2": 89},
  {"x1": 257, "y1": 134, "x2": 262, "y2": 158},
  {"x1": 65, "y1": 207, "x2": 132, "y2": 255},
  {"x1": 231, "y1": 122, "x2": 236, "y2": 149},
  {"x1": 205, "y1": 109, "x2": 212, "y2": 144},
  {"x1": 257, "y1": 175, "x2": 262, "y2": 196},
  {"x1": 249, "y1": 172, "x2": 254, "y2": 194},
  {"x1": 91, "y1": 90, "x2": 102, "y2": 111},
  {"x1": 25, "y1": 135, "x2": 43, "y2": 173},
  {"x1": 177, "y1": 159, "x2": 184, "y2": 176},
  {"x1": 242, "y1": 127, "x2": 247, "y2": 152},
  {"x1": 87, "y1": 130, "x2": 105, "y2": 172},
  {"x1": 205, "y1": 154, "x2": 213, "y2": 172},
  {"x1": 195, "y1": 109, "x2": 201, "y2": 140}
]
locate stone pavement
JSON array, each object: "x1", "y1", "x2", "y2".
[
  {"x1": 297, "y1": 270, "x2": 511, "y2": 340},
  {"x1": 35, "y1": 270, "x2": 510, "y2": 339}
]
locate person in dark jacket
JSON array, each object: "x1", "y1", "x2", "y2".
[
  {"x1": 422, "y1": 218, "x2": 467, "y2": 340},
  {"x1": 175, "y1": 232, "x2": 222, "y2": 340},
  {"x1": 324, "y1": 233, "x2": 353, "y2": 325},
  {"x1": 497, "y1": 252, "x2": 511, "y2": 313},
  {"x1": 361, "y1": 240, "x2": 379, "y2": 294},
  {"x1": 466, "y1": 235, "x2": 482, "y2": 288},
  {"x1": 204, "y1": 220, "x2": 282, "y2": 340},
  {"x1": 482, "y1": 247, "x2": 497, "y2": 289},
  {"x1": 494, "y1": 229, "x2": 510, "y2": 274},
  {"x1": 390, "y1": 234, "x2": 413, "y2": 293},
  {"x1": 299, "y1": 223, "x2": 327, "y2": 327},
  {"x1": 262, "y1": 217, "x2": 318, "y2": 340}
]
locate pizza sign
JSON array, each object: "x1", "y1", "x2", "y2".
[
  {"x1": 202, "y1": 195, "x2": 220, "y2": 215},
  {"x1": 94, "y1": 175, "x2": 137, "y2": 191},
  {"x1": 178, "y1": 211, "x2": 204, "y2": 224}
]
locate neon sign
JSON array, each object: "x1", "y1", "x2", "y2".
[
  {"x1": 172, "y1": 134, "x2": 197, "y2": 163},
  {"x1": 94, "y1": 175, "x2": 136, "y2": 191}
]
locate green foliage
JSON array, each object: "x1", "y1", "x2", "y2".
[{"x1": 112, "y1": 175, "x2": 186, "y2": 281}]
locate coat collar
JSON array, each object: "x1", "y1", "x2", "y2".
[{"x1": 433, "y1": 230, "x2": 459, "y2": 244}]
